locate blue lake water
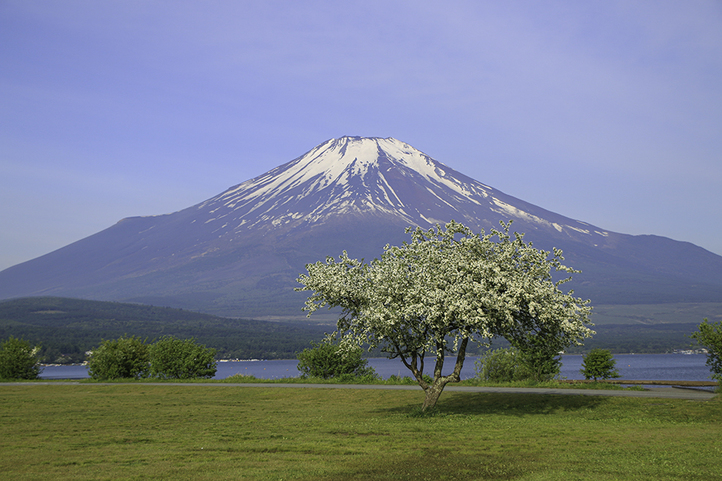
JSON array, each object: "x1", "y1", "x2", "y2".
[{"x1": 39, "y1": 353, "x2": 714, "y2": 382}]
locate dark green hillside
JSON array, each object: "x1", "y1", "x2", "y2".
[
  {"x1": 0, "y1": 297, "x2": 328, "y2": 363},
  {"x1": 1, "y1": 297, "x2": 713, "y2": 363},
  {"x1": 564, "y1": 323, "x2": 699, "y2": 354}
]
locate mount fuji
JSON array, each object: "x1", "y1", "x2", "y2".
[{"x1": 2, "y1": 136, "x2": 721, "y2": 320}]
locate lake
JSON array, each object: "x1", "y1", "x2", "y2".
[{"x1": 39, "y1": 353, "x2": 714, "y2": 382}]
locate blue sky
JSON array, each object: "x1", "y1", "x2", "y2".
[{"x1": 1, "y1": 1, "x2": 721, "y2": 271}]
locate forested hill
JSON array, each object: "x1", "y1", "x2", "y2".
[{"x1": 0, "y1": 297, "x2": 328, "y2": 363}]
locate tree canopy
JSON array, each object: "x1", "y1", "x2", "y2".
[
  {"x1": 87, "y1": 335, "x2": 150, "y2": 380},
  {"x1": 297, "y1": 221, "x2": 593, "y2": 410},
  {"x1": 580, "y1": 348, "x2": 621, "y2": 381},
  {"x1": 296, "y1": 339, "x2": 377, "y2": 380},
  {"x1": 149, "y1": 336, "x2": 217, "y2": 380},
  {"x1": 691, "y1": 318, "x2": 722, "y2": 382},
  {"x1": 0, "y1": 336, "x2": 41, "y2": 380}
]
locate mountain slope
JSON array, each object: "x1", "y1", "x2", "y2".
[{"x1": 1, "y1": 136, "x2": 721, "y2": 319}]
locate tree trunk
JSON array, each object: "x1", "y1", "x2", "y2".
[
  {"x1": 421, "y1": 381, "x2": 446, "y2": 411},
  {"x1": 420, "y1": 337, "x2": 470, "y2": 411}
]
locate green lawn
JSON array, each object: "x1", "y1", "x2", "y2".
[{"x1": 1, "y1": 384, "x2": 720, "y2": 480}]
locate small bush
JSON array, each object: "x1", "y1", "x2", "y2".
[
  {"x1": 149, "y1": 336, "x2": 217, "y2": 380},
  {"x1": 580, "y1": 349, "x2": 621, "y2": 381},
  {"x1": 297, "y1": 340, "x2": 377, "y2": 380},
  {"x1": 87, "y1": 336, "x2": 149, "y2": 380},
  {"x1": 518, "y1": 348, "x2": 562, "y2": 382},
  {"x1": 0, "y1": 336, "x2": 41, "y2": 380},
  {"x1": 474, "y1": 348, "x2": 532, "y2": 382}
]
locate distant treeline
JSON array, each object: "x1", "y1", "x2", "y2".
[
  {"x1": 0, "y1": 297, "x2": 699, "y2": 364},
  {"x1": 564, "y1": 322, "x2": 698, "y2": 354},
  {"x1": 0, "y1": 297, "x2": 329, "y2": 364},
  {"x1": 476, "y1": 322, "x2": 696, "y2": 355}
]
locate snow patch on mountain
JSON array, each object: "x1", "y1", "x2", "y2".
[{"x1": 491, "y1": 197, "x2": 550, "y2": 227}]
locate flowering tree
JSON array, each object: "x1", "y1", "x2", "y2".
[{"x1": 297, "y1": 221, "x2": 593, "y2": 410}]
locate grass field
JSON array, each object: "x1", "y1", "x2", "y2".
[{"x1": 1, "y1": 384, "x2": 720, "y2": 480}]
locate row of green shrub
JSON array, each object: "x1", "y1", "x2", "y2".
[
  {"x1": 295, "y1": 341, "x2": 623, "y2": 383},
  {"x1": 0, "y1": 335, "x2": 217, "y2": 380},
  {"x1": 0, "y1": 337, "x2": 685, "y2": 384},
  {"x1": 474, "y1": 346, "x2": 621, "y2": 382},
  {"x1": 87, "y1": 335, "x2": 217, "y2": 380}
]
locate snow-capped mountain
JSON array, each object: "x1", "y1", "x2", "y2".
[
  {"x1": 194, "y1": 136, "x2": 609, "y2": 242},
  {"x1": 203, "y1": 136, "x2": 493, "y2": 228},
  {"x1": 1, "y1": 136, "x2": 721, "y2": 319}
]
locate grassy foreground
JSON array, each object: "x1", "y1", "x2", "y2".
[{"x1": 1, "y1": 384, "x2": 720, "y2": 480}]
